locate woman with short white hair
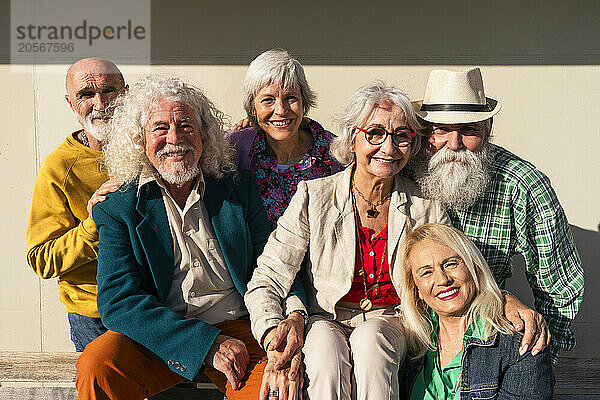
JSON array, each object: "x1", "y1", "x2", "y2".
[
  {"x1": 230, "y1": 51, "x2": 343, "y2": 399},
  {"x1": 228, "y1": 48, "x2": 341, "y2": 229},
  {"x1": 245, "y1": 82, "x2": 450, "y2": 399}
]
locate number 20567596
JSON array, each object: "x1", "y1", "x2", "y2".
[{"x1": 18, "y1": 42, "x2": 74, "y2": 52}]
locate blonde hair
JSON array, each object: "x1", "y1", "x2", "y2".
[
  {"x1": 104, "y1": 75, "x2": 235, "y2": 183},
  {"x1": 398, "y1": 223, "x2": 513, "y2": 358}
]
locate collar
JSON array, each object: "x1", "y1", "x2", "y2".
[
  {"x1": 137, "y1": 166, "x2": 206, "y2": 199},
  {"x1": 67, "y1": 130, "x2": 103, "y2": 155},
  {"x1": 333, "y1": 165, "x2": 409, "y2": 216},
  {"x1": 249, "y1": 118, "x2": 332, "y2": 164},
  {"x1": 429, "y1": 310, "x2": 486, "y2": 347}
]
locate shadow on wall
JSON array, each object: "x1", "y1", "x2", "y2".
[{"x1": 505, "y1": 224, "x2": 600, "y2": 359}]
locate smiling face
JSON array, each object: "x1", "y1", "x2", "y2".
[
  {"x1": 253, "y1": 83, "x2": 304, "y2": 142},
  {"x1": 144, "y1": 98, "x2": 203, "y2": 185},
  {"x1": 353, "y1": 102, "x2": 412, "y2": 180},
  {"x1": 409, "y1": 238, "x2": 476, "y2": 318}
]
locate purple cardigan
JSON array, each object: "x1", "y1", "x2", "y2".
[{"x1": 226, "y1": 119, "x2": 343, "y2": 228}]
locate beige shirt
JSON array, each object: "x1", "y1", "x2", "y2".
[{"x1": 139, "y1": 170, "x2": 247, "y2": 325}]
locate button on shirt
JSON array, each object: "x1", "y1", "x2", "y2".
[
  {"x1": 340, "y1": 224, "x2": 401, "y2": 305},
  {"x1": 138, "y1": 170, "x2": 247, "y2": 325},
  {"x1": 404, "y1": 143, "x2": 583, "y2": 363}
]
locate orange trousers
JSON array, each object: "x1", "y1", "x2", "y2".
[{"x1": 76, "y1": 318, "x2": 267, "y2": 400}]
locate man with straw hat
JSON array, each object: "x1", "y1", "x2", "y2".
[{"x1": 411, "y1": 67, "x2": 583, "y2": 363}]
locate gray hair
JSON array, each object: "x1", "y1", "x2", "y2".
[
  {"x1": 243, "y1": 49, "x2": 316, "y2": 129},
  {"x1": 104, "y1": 75, "x2": 235, "y2": 183},
  {"x1": 398, "y1": 223, "x2": 514, "y2": 359},
  {"x1": 331, "y1": 81, "x2": 423, "y2": 166}
]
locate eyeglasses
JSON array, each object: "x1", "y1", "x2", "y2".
[{"x1": 354, "y1": 125, "x2": 416, "y2": 147}]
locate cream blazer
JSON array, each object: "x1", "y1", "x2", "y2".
[{"x1": 244, "y1": 167, "x2": 450, "y2": 342}]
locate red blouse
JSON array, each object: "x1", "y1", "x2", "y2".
[{"x1": 340, "y1": 224, "x2": 401, "y2": 305}]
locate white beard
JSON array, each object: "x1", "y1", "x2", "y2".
[
  {"x1": 415, "y1": 144, "x2": 492, "y2": 211},
  {"x1": 157, "y1": 163, "x2": 200, "y2": 186},
  {"x1": 79, "y1": 110, "x2": 110, "y2": 142},
  {"x1": 154, "y1": 144, "x2": 201, "y2": 186}
]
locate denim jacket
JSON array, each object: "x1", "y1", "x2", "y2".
[{"x1": 403, "y1": 331, "x2": 554, "y2": 400}]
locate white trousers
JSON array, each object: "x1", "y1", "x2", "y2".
[{"x1": 302, "y1": 305, "x2": 406, "y2": 400}]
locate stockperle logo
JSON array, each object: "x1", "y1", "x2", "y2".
[{"x1": 11, "y1": 0, "x2": 150, "y2": 66}]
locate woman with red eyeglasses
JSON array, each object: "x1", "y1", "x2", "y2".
[{"x1": 245, "y1": 81, "x2": 450, "y2": 400}]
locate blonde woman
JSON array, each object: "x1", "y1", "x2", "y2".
[{"x1": 399, "y1": 223, "x2": 553, "y2": 400}]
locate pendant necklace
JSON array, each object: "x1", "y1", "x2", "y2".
[
  {"x1": 351, "y1": 190, "x2": 387, "y2": 311},
  {"x1": 351, "y1": 180, "x2": 391, "y2": 219}
]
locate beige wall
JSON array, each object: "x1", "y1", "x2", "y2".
[{"x1": 2, "y1": 63, "x2": 598, "y2": 354}]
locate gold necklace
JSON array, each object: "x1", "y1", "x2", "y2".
[
  {"x1": 351, "y1": 192, "x2": 388, "y2": 311},
  {"x1": 351, "y1": 180, "x2": 391, "y2": 218}
]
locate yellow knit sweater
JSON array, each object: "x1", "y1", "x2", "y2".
[{"x1": 26, "y1": 132, "x2": 108, "y2": 317}]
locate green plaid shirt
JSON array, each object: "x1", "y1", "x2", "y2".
[{"x1": 448, "y1": 144, "x2": 583, "y2": 363}]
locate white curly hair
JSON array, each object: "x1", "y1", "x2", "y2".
[{"x1": 104, "y1": 75, "x2": 235, "y2": 183}]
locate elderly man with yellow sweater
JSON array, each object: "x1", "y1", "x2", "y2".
[{"x1": 26, "y1": 58, "x2": 126, "y2": 351}]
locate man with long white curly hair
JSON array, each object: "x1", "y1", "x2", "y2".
[{"x1": 76, "y1": 75, "x2": 305, "y2": 400}]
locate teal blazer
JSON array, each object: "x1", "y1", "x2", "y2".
[{"x1": 93, "y1": 171, "x2": 304, "y2": 380}]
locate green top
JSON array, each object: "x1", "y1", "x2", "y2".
[{"x1": 410, "y1": 312, "x2": 486, "y2": 400}]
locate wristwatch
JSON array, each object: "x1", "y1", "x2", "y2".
[{"x1": 289, "y1": 309, "x2": 309, "y2": 326}]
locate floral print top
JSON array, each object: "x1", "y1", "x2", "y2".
[{"x1": 231, "y1": 119, "x2": 342, "y2": 229}]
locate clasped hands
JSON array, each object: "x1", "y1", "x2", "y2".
[
  {"x1": 203, "y1": 312, "x2": 305, "y2": 398},
  {"x1": 260, "y1": 312, "x2": 305, "y2": 400}
]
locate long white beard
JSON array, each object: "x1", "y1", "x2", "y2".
[
  {"x1": 416, "y1": 145, "x2": 492, "y2": 211},
  {"x1": 155, "y1": 144, "x2": 201, "y2": 185},
  {"x1": 79, "y1": 110, "x2": 110, "y2": 142}
]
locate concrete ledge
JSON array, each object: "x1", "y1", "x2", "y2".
[
  {"x1": 0, "y1": 352, "x2": 78, "y2": 383},
  {"x1": 0, "y1": 352, "x2": 224, "y2": 399},
  {"x1": 2, "y1": 352, "x2": 599, "y2": 399},
  {"x1": 555, "y1": 357, "x2": 600, "y2": 395},
  {"x1": 0, "y1": 387, "x2": 77, "y2": 400}
]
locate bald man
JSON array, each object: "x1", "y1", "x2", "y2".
[{"x1": 26, "y1": 58, "x2": 126, "y2": 351}]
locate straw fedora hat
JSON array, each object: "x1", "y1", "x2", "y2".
[{"x1": 414, "y1": 67, "x2": 501, "y2": 124}]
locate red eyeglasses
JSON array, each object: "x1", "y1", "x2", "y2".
[{"x1": 354, "y1": 125, "x2": 416, "y2": 147}]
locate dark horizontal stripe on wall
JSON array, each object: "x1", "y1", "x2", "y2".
[
  {"x1": 147, "y1": 54, "x2": 600, "y2": 66},
  {"x1": 1, "y1": 0, "x2": 599, "y2": 65},
  {"x1": 148, "y1": 0, "x2": 600, "y2": 66},
  {"x1": 0, "y1": 0, "x2": 8, "y2": 63}
]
